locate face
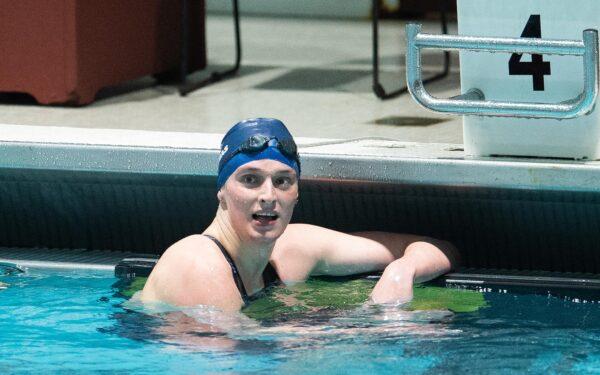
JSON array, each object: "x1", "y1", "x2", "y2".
[{"x1": 218, "y1": 159, "x2": 299, "y2": 243}]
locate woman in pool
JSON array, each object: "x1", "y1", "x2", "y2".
[{"x1": 141, "y1": 118, "x2": 459, "y2": 312}]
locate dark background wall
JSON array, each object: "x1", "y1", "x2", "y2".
[{"x1": 2, "y1": 168, "x2": 599, "y2": 274}]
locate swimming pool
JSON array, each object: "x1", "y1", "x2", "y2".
[{"x1": 2, "y1": 267, "x2": 600, "y2": 374}]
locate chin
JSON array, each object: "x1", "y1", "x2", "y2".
[
  {"x1": 252, "y1": 231, "x2": 281, "y2": 243},
  {"x1": 248, "y1": 226, "x2": 285, "y2": 243}
]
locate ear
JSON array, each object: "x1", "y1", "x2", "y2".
[{"x1": 217, "y1": 189, "x2": 227, "y2": 209}]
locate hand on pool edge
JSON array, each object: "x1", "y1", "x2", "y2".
[
  {"x1": 369, "y1": 258, "x2": 415, "y2": 305},
  {"x1": 368, "y1": 239, "x2": 456, "y2": 305}
]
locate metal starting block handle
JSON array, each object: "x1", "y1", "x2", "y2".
[{"x1": 406, "y1": 23, "x2": 599, "y2": 119}]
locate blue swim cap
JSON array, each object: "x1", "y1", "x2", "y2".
[{"x1": 217, "y1": 118, "x2": 301, "y2": 190}]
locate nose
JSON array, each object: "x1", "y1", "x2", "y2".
[{"x1": 258, "y1": 178, "x2": 276, "y2": 206}]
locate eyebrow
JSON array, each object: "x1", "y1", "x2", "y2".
[{"x1": 238, "y1": 167, "x2": 294, "y2": 175}]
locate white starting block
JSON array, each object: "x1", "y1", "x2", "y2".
[{"x1": 406, "y1": 0, "x2": 600, "y2": 159}]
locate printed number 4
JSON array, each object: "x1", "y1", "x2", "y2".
[{"x1": 508, "y1": 15, "x2": 551, "y2": 91}]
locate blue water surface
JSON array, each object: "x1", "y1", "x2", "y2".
[{"x1": 1, "y1": 268, "x2": 600, "y2": 374}]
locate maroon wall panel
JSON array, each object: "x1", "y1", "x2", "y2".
[{"x1": 0, "y1": 0, "x2": 206, "y2": 105}]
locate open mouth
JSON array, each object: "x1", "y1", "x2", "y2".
[{"x1": 252, "y1": 212, "x2": 279, "y2": 222}]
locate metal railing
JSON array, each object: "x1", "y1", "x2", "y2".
[{"x1": 406, "y1": 23, "x2": 599, "y2": 118}]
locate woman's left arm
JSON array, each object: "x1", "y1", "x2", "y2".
[
  {"x1": 275, "y1": 224, "x2": 460, "y2": 297},
  {"x1": 368, "y1": 239, "x2": 460, "y2": 304}
]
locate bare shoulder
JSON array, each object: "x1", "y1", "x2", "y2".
[
  {"x1": 153, "y1": 234, "x2": 220, "y2": 272},
  {"x1": 271, "y1": 224, "x2": 343, "y2": 281},
  {"x1": 141, "y1": 235, "x2": 242, "y2": 311}
]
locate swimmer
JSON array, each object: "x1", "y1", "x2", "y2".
[{"x1": 141, "y1": 118, "x2": 459, "y2": 312}]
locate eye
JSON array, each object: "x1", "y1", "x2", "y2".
[
  {"x1": 274, "y1": 176, "x2": 293, "y2": 188},
  {"x1": 241, "y1": 174, "x2": 260, "y2": 185},
  {"x1": 237, "y1": 173, "x2": 264, "y2": 188}
]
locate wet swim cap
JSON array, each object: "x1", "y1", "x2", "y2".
[{"x1": 217, "y1": 118, "x2": 301, "y2": 190}]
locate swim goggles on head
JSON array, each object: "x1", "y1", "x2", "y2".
[{"x1": 220, "y1": 135, "x2": 300, "y2": 169}]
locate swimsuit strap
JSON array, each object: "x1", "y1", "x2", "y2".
[
  {"x1": 203, "y1": 235, "x2": 280, "y2": 305},
  {"x1": 203, "y1": 234, "x2": 250, "y2": 304}
]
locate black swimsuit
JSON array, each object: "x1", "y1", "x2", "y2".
[{"x1": 204, "y1": 235, "x2": 279, "y2": 305}]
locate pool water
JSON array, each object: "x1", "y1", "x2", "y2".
[{"x1": 1, "y1": 268, "x2": 600, "y2": 374}]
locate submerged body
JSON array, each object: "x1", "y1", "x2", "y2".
[{"x1": 142, "y1": 119, "x2": 458, "y2": 311}]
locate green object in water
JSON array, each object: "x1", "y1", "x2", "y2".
[
  {"x1": 244, "y1": 278, "x2": 488, "y2": 320},
  {"x1": 242, "y1": 292, "x2": 309, "y2": 320},
  {"x1": 119, "y1": 277, "x2": 148, "y2": 298},
  {"x1": 288, "y1": 278, "x2": 374, "y2": 308},
  {"x1": 410, "y1": 285, "x2": 488, "y2": 313},
  {"x1": 116, "y1": 276, "x2": 488, "y2": 317}
]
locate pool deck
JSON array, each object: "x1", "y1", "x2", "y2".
[
  {"x1": 0, "y1": 15, "x2": 462, "y2": 143},
  {"x1": 3, "y1": 123, "x2": 600, "y2": 192}
]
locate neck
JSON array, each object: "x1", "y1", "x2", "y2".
[{"x1": 203, "y1": 207, "x2": 274, "y2": 292}]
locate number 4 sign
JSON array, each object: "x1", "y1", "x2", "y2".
[
  {"x1": 509, "y1": 15, "x2": 551, "y2": 91},
  {"x1": 457, "y1": 0, "x2": 600, "y2": 159}
]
